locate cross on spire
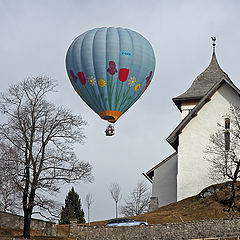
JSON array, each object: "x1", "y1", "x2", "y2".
[{"x1": 211, "y1": 37, "x2": 216, "y2": 53}]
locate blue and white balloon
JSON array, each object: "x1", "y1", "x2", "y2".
[{"x1": 66, "y1": 27, "x2": 155, "y2": 123}]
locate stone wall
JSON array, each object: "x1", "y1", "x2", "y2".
[
  {"x1": 149, "y1": 196, "x2": 158, "y2": 211},
  {"x1": 70, "y1": 218, "x2": 240, "y2": 240},
  {"x1": 0, "y1": 211, "x2": 56, "y2": 236}
]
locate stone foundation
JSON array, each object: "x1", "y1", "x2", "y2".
[
  {"x1": 0, "y1": 211, "x2": 56, "y2": 236},
  {"x1": 70, "y1": 218, "x2": 240, "y2": 240}
]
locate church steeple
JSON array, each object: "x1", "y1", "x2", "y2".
[
  {"x1": 211, "y1": 36, "x2": 216, "y2": 54},
  {"x1": 173, "y1": 38, "x2": 232, "y2": 118}
]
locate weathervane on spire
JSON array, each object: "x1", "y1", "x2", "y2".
[{"x1": 211, "y1": 37, "x2": 216, "y2": 53}]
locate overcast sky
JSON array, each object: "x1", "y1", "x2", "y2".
[{"x1": 1, "y1": 0, "x2": 240, "y2": 222}]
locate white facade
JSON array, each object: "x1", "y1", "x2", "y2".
[
  {"x1": 177, "y1": 83, "x2": 240, "y2": 200},
  {"x1": 151, "y1": 153, "x2": 177, "y2": 208},
  {"x1": 144, "y1": 49, "x2": 240, "y2": 210},
  {"x1": 146, "y1": 82, "x2": 240, "y2": 209},
  {"x1": 181, "y1": 100, "x2": 199, "y2": 119}
]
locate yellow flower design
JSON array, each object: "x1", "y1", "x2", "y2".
[
  {"x1": 98, "y1": 79, "x2": 106, "y2": 88},
  {"x1": 75, "y1": 89, "x2": 81, "y2": 96},
  {"x1": 134, "y1": 83, "x2": 141, "y2": 92},
  {"x1": 68, "y1": 73, "x2": 72, "y2": 82},
  {"x1": 128, "y1": 76, "x2": 136, "y2": 87}
]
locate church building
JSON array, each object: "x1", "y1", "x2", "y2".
[{"x1": 144, "y1": 39, "x2": 240, "y2": 211}]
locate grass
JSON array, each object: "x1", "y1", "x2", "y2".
[{"x1": 90, "y1": 181, "x2": 240, "y2": 226}]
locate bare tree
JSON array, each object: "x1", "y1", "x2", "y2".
[
  {"x1": 120, "y1": 181, "x2": 150, "y2": 217},
  {"x1": 109, "y1": 183, "x2": 122, "y2": 218},
  {"x1": 205, "y1": 105, "x2": 240, "y2": 214},
  {"x1": 84, "y1": 193, "x2": 94, "y2": 225},
  {"x1": 0, "y1": 76, "x2": 93, "y2": 239},
  {"x1": 0, "y1": 143, "x2": 22, "y2": 213}
]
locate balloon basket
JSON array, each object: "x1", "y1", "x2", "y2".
[{"x1": 105, "y1": 124, "x2": 115, "y2": 136}]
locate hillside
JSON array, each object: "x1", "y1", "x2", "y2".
[
  {"x1": 1, "y1": 181, "x2": 240, "y2": 239},
  {"x1": 91, "y1": 181, "x2": 240, "y2": 226}
]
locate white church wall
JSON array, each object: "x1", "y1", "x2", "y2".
[
  {"x1": 152, "y1": 154, "x2": 177, "y2": 208},
  {"x1": 181, "y1": 100, "x2": 199, "y2": 119},
  {"x1": 177, "y1": 83, "x2": 240, "y2": 201}
]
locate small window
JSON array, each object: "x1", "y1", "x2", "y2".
[
  {"x1": 224, "y1": 131, "x2": 230, "y2": 151},
  {"x1": 124, "y1": 219, "x2": 133, "y2": 222},
  {"x1": 225, "y1": 118, "x2": 230, "y2": 129}
]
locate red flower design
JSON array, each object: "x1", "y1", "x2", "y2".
[
  {"x1": 107, "y1": 61, "x2": 117, "y2": 75},
  {"x1": 144, "y1": 80, "x2": 151, "y2": 91},
  {"x1": 77, "y1": 72, "x2": 86, "y2": 85},
  {"x1": 119, "y1": 68, "x2": 129, "y2": 82},
  {"x1": 70, "y1": 70, "x2": 78, "y2": 83},
  {"x1": 146, "y1": 71, "x2": 152, "y2": 84},
  {"x1": 145, "y1": 71, "x2": 153, "y2": 91}
]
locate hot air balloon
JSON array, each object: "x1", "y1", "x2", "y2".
[{"x1": 66, "y1": 27, "x2": 155, "y2": 135}]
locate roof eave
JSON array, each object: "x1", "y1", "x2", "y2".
[
  {"x1": 142, "y1": 172, "x2": 152, "y2": 183},
  {"x1": 143, "y1": 152, "x2": 177, "y2": 182},
  {"x1": 172, "y1": 96, "x2": 202, "y2": 111}
]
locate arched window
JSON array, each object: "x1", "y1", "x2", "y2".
[{"x1": 225, "y1": 118, "x2": 230, "y2": 129}]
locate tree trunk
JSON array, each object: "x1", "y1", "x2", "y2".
[
  {"x1": 88, "y1": 206, "x2": 90, "y2": 225},
  {"x1": 23, "y1": 209, "x2": 31, "y2": 239},
  {"x1": 229, "y1": 181, "x2": 235, "y2": 211},
  {"x1": 23, "y1": 181, "x2": 36, "y2": 239},
  {"x1": 23, "y1": 164, "x2": 31, "y2": 239}
]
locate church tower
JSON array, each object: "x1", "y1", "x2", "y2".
[
  {"x1": 145, "y1": 38, "x2": 240, "y2": 209},
  {"x1": 167, "y1": 38, "x2": 240, "y2": 201},
  {"x1": 173, "y1": 38, "x2": 232, "y2": 119}
]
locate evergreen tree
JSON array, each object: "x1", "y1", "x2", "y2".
[{"x1": 60, "y1": 187, "x2": 85, "y2": 224}]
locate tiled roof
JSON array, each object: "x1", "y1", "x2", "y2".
[{"x1": 173, "y1": 52, "x2": 232, "y2": 110}]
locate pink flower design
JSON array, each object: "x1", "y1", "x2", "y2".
[
  {"x1": 107, "y1": 61, "x2": 117, "y2": 75},
  {"x1": 77, "y1": 72, "x2": 86, "y2": 85},
  {"x1": 70, "y1": 70, "x2": 78, "y2": 83}
]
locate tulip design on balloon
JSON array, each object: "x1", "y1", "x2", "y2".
[{"x1": 66, "y1": 27, "x2": 155, "y2": 136}]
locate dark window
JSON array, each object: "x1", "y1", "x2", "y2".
[
  {"x1": 225, "y1": 118, "x2": 230, "y2": 129},
  {"x1": 124, "y1": 219, "x2": 133, "y2": 222},
  {"x1": 224, "y1": 118, "x2": 230, "y2": 151},
  {"x1": 109, "y1": 220, "x2": 117, "y2": 223},
  {"x1": 225, "y1": 131, "x2": 230, "y2": 151}
]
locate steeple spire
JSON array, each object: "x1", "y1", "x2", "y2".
[
  {"x1": 211, "y1": 37, "x2": 216, "y2": 54},
  {"x1": 172, "y1": 37, "x2": 232, "y2": 112}
]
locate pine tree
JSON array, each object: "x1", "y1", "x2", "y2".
[{"x1": 60, "y1": 187, "x2": 85, "y2": 224}]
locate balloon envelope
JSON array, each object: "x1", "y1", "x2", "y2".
[{"x1": 66, "y1": 27, "x2": 155, "y2": 123}]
